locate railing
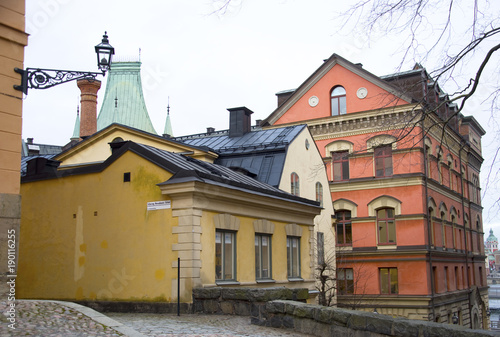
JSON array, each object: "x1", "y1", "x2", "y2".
[
  {"x1": 491, "y1": 320, "x2": 500, "y2": 330},
  {"x1": 489, "y1": 288, "x2": 500, "y2": 298}
]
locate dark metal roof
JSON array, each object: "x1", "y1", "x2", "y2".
[
  {"x1": 21, "y1": 154, "x2": 57, "y2": 176},
  {"x1": 21, "y1": 141, "x2": 319, "y2": 208},
  {"x1": 174, "y1": 125, "x2": 307, "y2": 187},
  {"x1": 21, "y1": 139, "x2": 63, "y2": 157}
]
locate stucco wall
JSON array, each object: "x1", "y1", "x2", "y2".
[
  {"x1": 18, "y1": 151, "x2": 178, "y2": 301},
  {"x1": 0, "y1": 0, "x2": 27, "y2": 298}
]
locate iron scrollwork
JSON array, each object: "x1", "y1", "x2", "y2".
[{"x1": 14, "y1": 67, "x2": 104, "y2": 94}]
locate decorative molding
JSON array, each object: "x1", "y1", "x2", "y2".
[
  {"x1": 367, "y1": 195, "x2": 402, "y2": 216},
  {"x1": 325, "y1": 140, "x2": 354, "y2": 154},
  {"x1": 253, "y1": 219, "x2": 275, "y2": 234},
  {"x1": 285, "y1": 223, "x2": 303, "y2": 237},
  {"x1": 214, "y1": 213, "x2": 240, "y2": 231},
  {"x1": 332, "y1": 198, "x2": 358, "y2": 218}
]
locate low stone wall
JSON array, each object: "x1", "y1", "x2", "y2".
[
  {"x1": 192, "y1": 287, "x2": 308, "y2": 317},
  {"x1": 257, "y1": 300, "x2": 497, "y2": 337},
  {"x1": 76, "y1": 300, "x2": 192, "y2": 314}
]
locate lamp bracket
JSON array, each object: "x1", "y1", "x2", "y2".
[{"x1": 14, "y1": 67, "x2": 104, "y2": 94}]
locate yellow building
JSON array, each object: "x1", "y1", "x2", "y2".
[
  {"x1": 18, "y1": 126, "x2": 322, "y2": 304},
  {"x1": 0, "y1": 1, "x2": 27, "y2": 296}
]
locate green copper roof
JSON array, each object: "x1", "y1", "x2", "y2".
[
  {"x1": 164, "y1": 111, "x2": 173, "y2": 136},
  {"x1": 71, "y1": 108, "x2": 80, "y2": 140},
  {"x1": 97, "y1": 62, "x2": 157, "y2": 134}
]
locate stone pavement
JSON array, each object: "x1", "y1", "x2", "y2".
[{"x1": 0, "y1": 299, "x2": 312, "y2": 336}]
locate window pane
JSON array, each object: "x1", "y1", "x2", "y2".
[
  {"x1": 387, "y1": 208, "x2": 394, "y2": 218},
  {"x1": 379, "y1": 221, "x2": 387, "y2": 243},
  {"x1": 215, "y1": 232, "x2": 222, "y2": 280},
  {"x1": 333, "y1": 162, "x2": 341, "y2": 181},
  {"x1": 224, "y1": 233, "x2": 233, "y2": 279},
  {"x1": 390, "y1": 269, "x2": 398, "y2": 294},
  {"x1": 380, "y1": 269, "x2": 389, "y2": 294},
  {"x1": 332, "y1": 86, "x2": 346, "y2": 96},
  {"x1": 339, "y1": 96, "x2": 347, "y2": 114},
  {"x1": 292, "y1": 238, "x2": 299, "y2": 277},
  {"x1": 375, "y1": 157, "x2": 384, "y2": 177},
  {"x1": 331, "y1": 97, "x2": 339, "y2": 116},
  {"x1": 345, "y1": 223, "x2": 352, "y2": 244},
  {"x1": 388, "y1": 220, "x2": 396, "y2": 243},
  {"x1": 336, "y1": 223, "x2": 345, "y2": 244},
  {"x1": 342, "y1": 160, "x2": 349, "y2": 180},
  {"x1": 255, "y1": 236, "x2": 260, "y2": 279},
  {"x1": 377, "y1": 209, "x2": 386, "y2": 218},
  {"x1": 261, "y1": 236, "x2": 269, "y2": 278},
  {"x1": 385, "y1": 157, "x2": 393, "y2": 176},
  {"x1": 287, "y1": 238, "x2": 291, "y2": 277}
]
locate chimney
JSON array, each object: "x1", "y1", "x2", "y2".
[
  {"x1": 276, "y1": 89, "x2": 295, "y2": 108},
  {"x1": 77, "y1": 79, "x2": 101, "y2": 138},
  {"x1": 228, "y1": 107, "x2": 253, "y2": 137},
  {"x1": 207, "y1": 127, "x2": 215, "y2": 134}
]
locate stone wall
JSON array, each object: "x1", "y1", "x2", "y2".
[
  {"x1": 257, "y1": 300, "x2": 497, "y2": 337},
  {"x1": 192, "y1": 287, "x2": 308, "y2": 317}
]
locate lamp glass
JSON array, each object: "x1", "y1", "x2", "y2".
[{"x1": 95, "y1": 32, "x2": 114, "y2": 72}]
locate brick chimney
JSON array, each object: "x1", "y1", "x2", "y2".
[
  {"x1": 228, "y1": 107, "x2": 253, "y2": 137},
  {"x1": 77, "y1": 79, "x2": 101, "y2": 138}
]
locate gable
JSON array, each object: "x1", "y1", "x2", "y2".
[
  {"x1": 264, "y1": 54, "x2": 412, "y2": 126},
  {"x1": 56, "y1": 125, "x2": 217, "y2": 168}
]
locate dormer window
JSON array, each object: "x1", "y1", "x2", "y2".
[{"x1": 331, "y1": 86, "x2": 347, "y2": 116}]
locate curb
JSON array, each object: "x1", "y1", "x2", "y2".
[{"x1": 18, "y1": 299, "x2": 147, "y2": 337}]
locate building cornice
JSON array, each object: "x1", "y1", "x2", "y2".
[{"x1": 159, "y1": 180, "x2": 320, "y2": 225}]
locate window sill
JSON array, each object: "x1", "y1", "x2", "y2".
[
  {"x1": 287, "y1": 277, "x2": 304, "y2": 282},
  {"x1": 377, "y1": 245, "x2": 397, "y2": 250},
  {"x1": 256, "y1": 279, "x2": 276, "y2": 284},
  {"x1": 215, "y1": 280, "x2": 240, "y2": 286}
]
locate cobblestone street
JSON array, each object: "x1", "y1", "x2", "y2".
[
  {"x1": 0, "y1": 300, "x2": 312, "y2": 336},
  {"x1": 107, "y1": 312, "x2": 311, "y2": 337}
]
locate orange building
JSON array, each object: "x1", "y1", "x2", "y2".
[{"x1": 262, "y1": 54, "x2": 488, "y2": 328}]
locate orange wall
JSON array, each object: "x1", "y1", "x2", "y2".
[{"x1": 275, "y1": 63, "x2": 409, "y2": 125}]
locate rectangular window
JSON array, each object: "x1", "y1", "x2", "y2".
[
  {"x1": 255, "y1": 234, "x2": 272, "y2": 280},
  {"x1": 215, "y1": 230, "x2": 236, "y2": 281},
  {"x1": 374, "y1": 146, "x2": 393, "y2": 177},
  {"x1": 455, "y1": 267, "x2": 459, "y2": 290},
  {"x1": 317, "y1": 232, "x2": 325, "y2": 265},
  {"x1": 444, "y1": 266, "x2": 449, "y2": 291},
  {"x1": 332, "y1": 151, "x2": 349, "y2": 181},
  {"x1": 377, "y1": 208, "x2": 396, "y2": 244},
  {"x1": 337, "y1": 268, "x2": 354, "y2": 294},
  {"x1": 380, "y1": 268, "x2": 398, "y2": 294},
  {"x1": 287, "y1": 236, "x2": 301, "y2": 279},
  {"x1": 336, "y1": 211, "x2": 352, "y2": 246}
]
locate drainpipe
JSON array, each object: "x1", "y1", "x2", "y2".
[
  {"x1": 459, "y1": 139, "x2": 473, "y2": 327},
  {"x1": 422, "y1": 118, "x2": 436, "y2": 321}
]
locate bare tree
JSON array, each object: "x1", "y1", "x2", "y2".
[{"x1": 337, "y1": 0, "x2": 500, "y2": 216}]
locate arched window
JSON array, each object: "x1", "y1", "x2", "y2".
[
  {"x1": 291, "y1": 172, "x2": 299, "y2": 196},
  {"x1": 331, "y1": 86, "x2": 346, "y2": 116},
  {"x1": 377, "y1": 208, "x2": 396, "y2": 244},
  {"x1": 315, "y1": 182, "x2": 323, "y2": 207}
]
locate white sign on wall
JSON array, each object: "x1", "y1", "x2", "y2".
[{"x1": 147, "y1": 200, "x2": 171, "y2": 210}]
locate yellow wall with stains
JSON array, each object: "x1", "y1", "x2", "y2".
[{"x1": 18, "y1": 151, "x2": 180, "y2": 301}]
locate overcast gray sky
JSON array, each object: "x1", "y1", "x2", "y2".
[{"x1": 21, "y1": 0, "x2": 500, "y2": 229}]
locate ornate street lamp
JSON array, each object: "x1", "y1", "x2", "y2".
[{"x1": 14, "y1": 32, "x2": 114, "y2": 95}]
